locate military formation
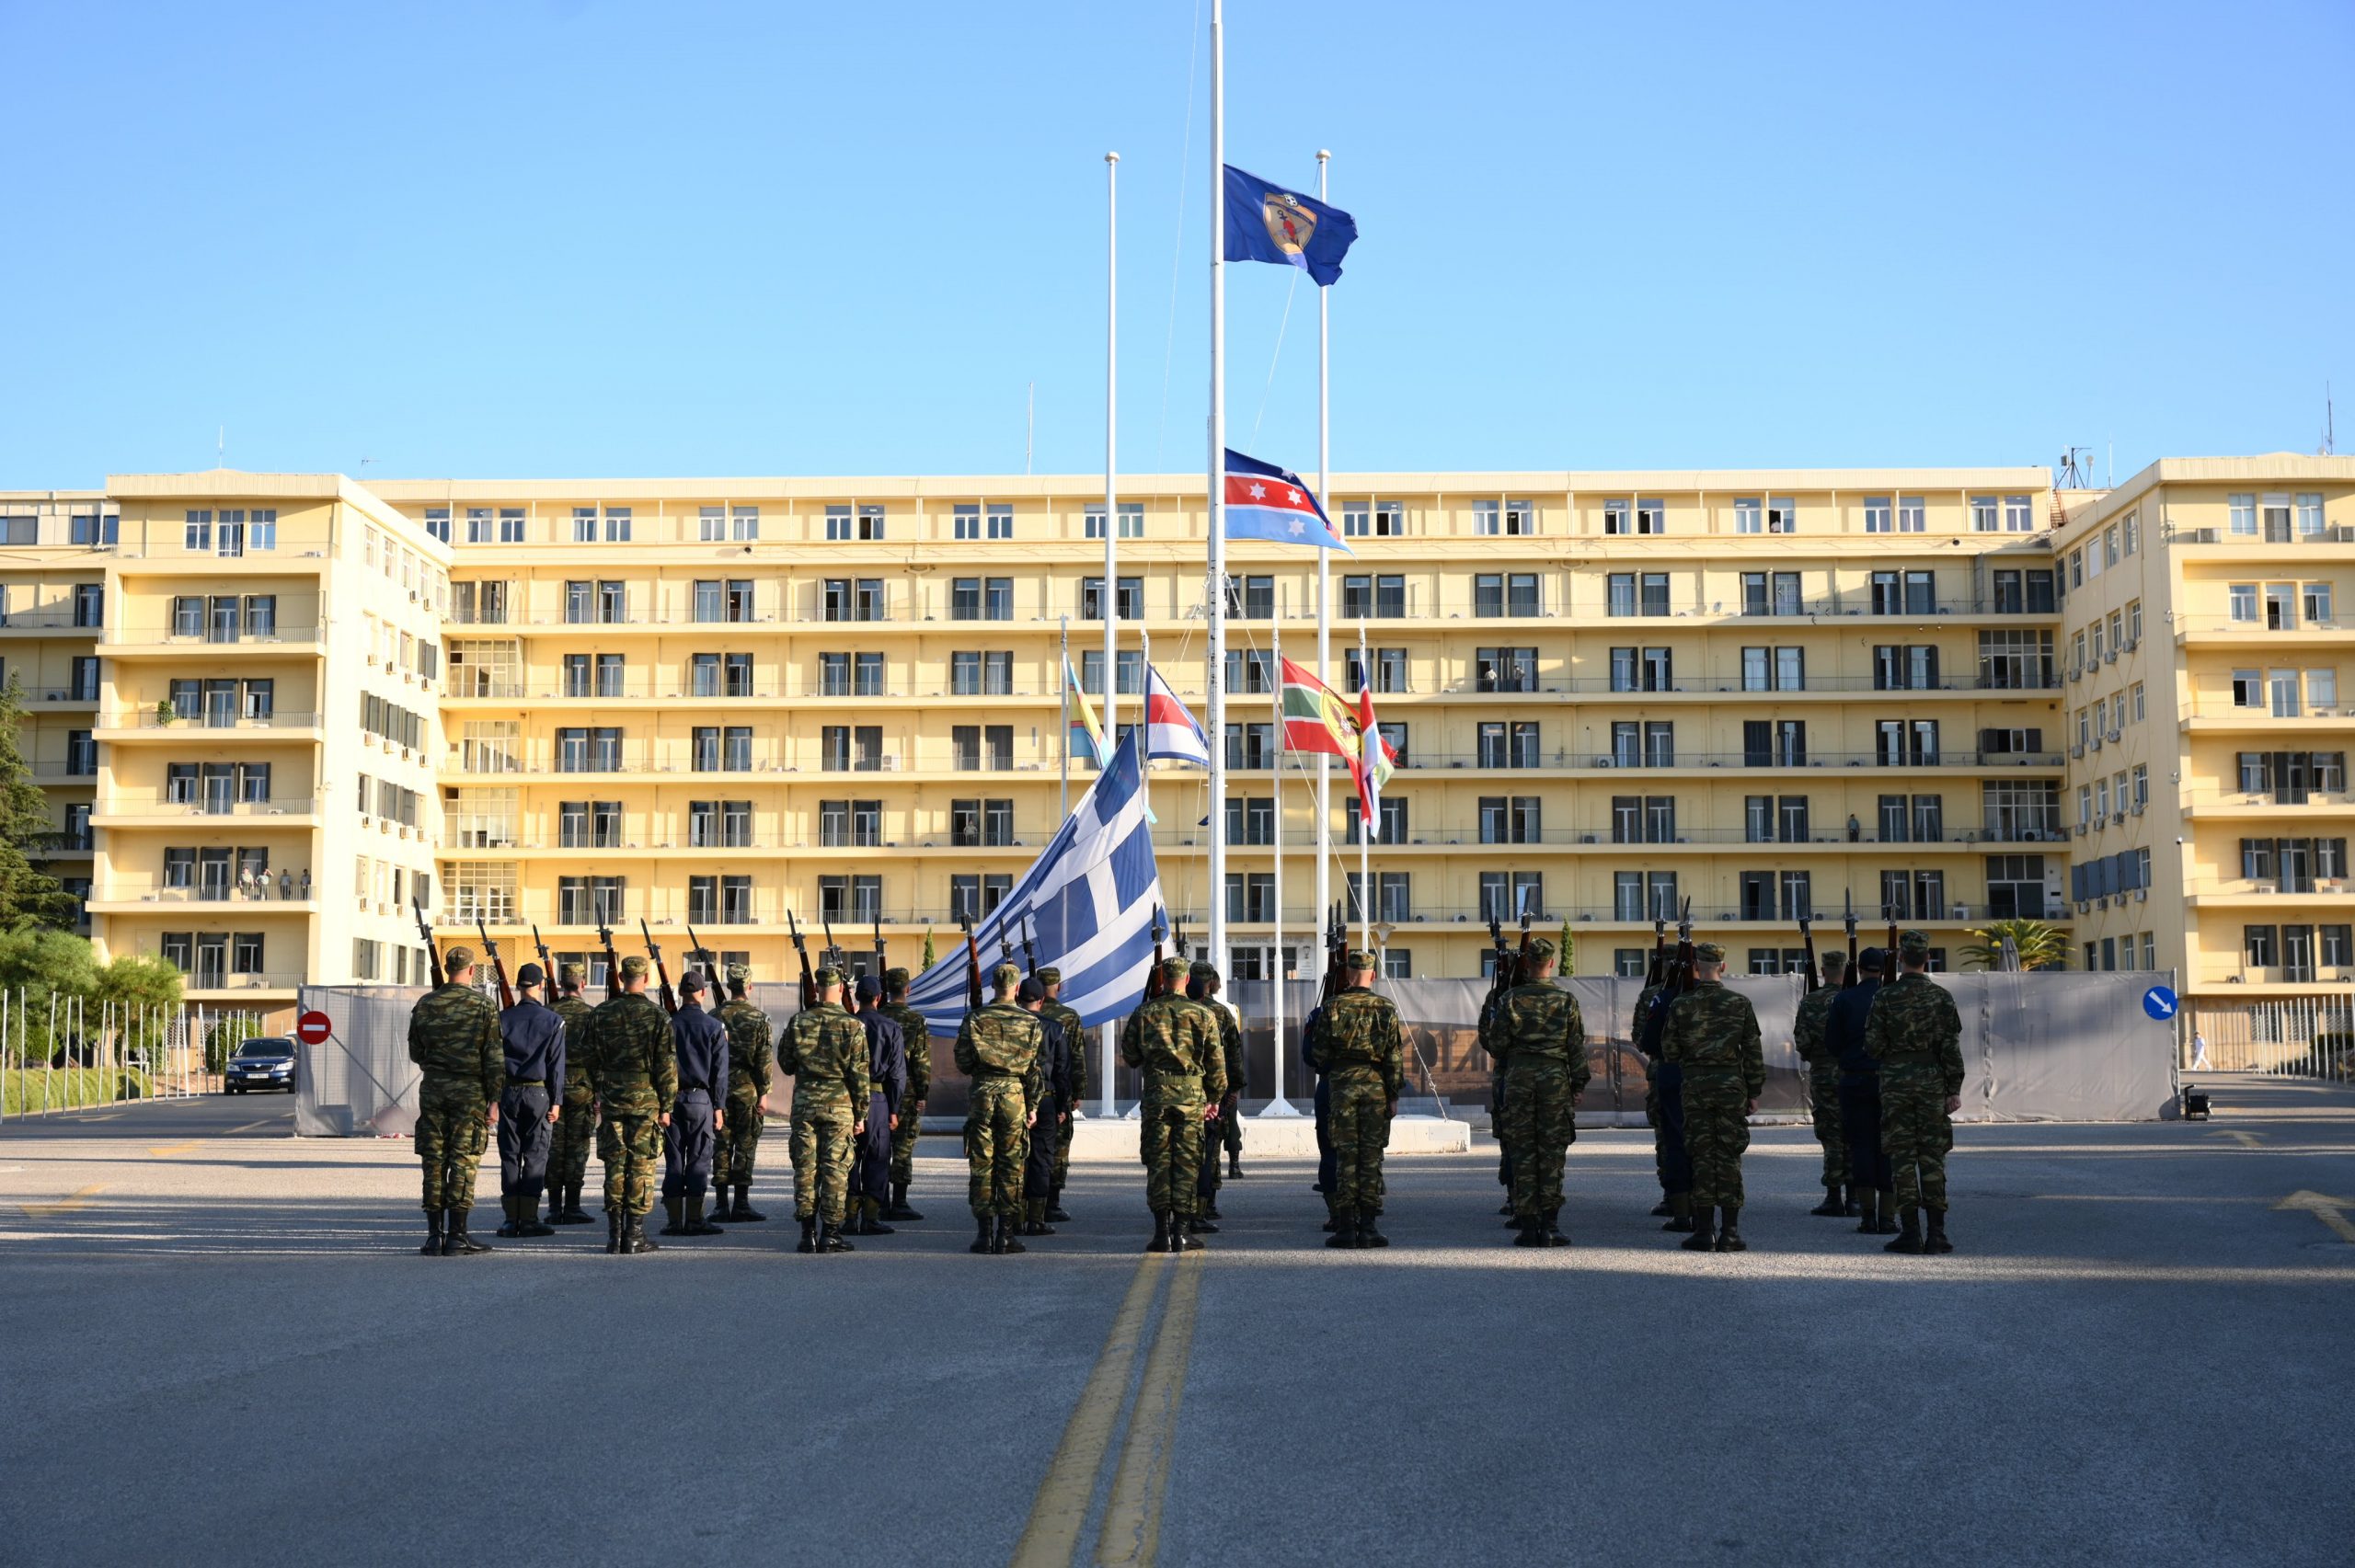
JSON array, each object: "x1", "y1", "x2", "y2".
[{"x1": 405, "y1": 921, "x2": 1965, "y2": 1260}]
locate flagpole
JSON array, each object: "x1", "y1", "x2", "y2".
[
  {"x1": 1103, "y1": 149, "x2": 1120, "y2": 789},
  {"x1": 1059, "y1": 615, "x2": 1071, "y2": 821},
  {"x1": 1269, "y1": 597, "x2": 1289, "y2": 1112},
  {"x1": 1313, "y1": 144, "x2": 1332, "y2": 1044},
  {"x1": 1359, "y1": 618, "x2": 1371, "y2": 952},
  {"x1": 1206, "y1": 0, "x2": 1229, "y2": 980}
]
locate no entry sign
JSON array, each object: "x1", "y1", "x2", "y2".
[{"x1": 295, "y1": 1009, "x2": 333, "y2": 1046}]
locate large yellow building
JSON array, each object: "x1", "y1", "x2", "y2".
[{"x1": 8, "y1": 455, "x2": 2349, "y2": 1049}]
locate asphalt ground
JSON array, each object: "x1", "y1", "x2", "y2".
[{"x1": 3, "y1": 1080, "x2": 2352, "y2": 1567}]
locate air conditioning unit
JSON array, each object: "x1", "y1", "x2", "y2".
[
  {"x1": 2134, "y1": 888, "x2": 2148, "y2": 902},
  {"x1": 2074, "y1": 823, "x2": 2089, "y2": 837},
  {"x1": 879, "y1": 754, "x2": 900, "y2": 772},
  {"x1": 2185, "y1": 527, "x2": 2221, "y2": 544}
]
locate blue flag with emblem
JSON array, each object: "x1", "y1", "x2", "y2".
[
  {"x1": 1223, "y1": 165, "x2": 1358, "y2": 286},
  {"x1": 903, "y1": 730, "x2": 1162, "y2": 1034}
]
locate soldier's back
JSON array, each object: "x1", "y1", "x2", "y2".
[{"x1": 409, "y1": 986, "x2": 495, "y2": 1078}]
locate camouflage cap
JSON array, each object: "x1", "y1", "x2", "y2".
[
  {"x1": 726, "y1": 962, "x2": 751, "y2": 983},
  {"x1": 814, "y1": 965, "x2": 844, "y2": 988},
  {"x1": 1899, "y1": 929, "x2": 1933, "y2": 957},
  {"x1": 619, "y1": 954, "x2": 650, "y2": 980},
  {"x1": 1694, "y1": 941, "x2": 1728, "y2": 963},
  {"x1": 1188, "y1": 959, "x2": 1219, "y2": 980},
  {"x1": 442, "y1": 944, "x2": 476, "y2": 973},
  {"x1": 557, "y1": 963, "x2": 585, "y2": 988},
  {"x1": 1819, "y1": 950, "x2": 1847, "y2": 976},
  {"x1": 1345, "y1": 948, "x2": 1376, "y2": 969},
  {"x1": 1037, "y1": 966, "x2": 1063, "y2": 986},
  {"x1": 514, "y1": 961, "x2": 546, "y2": 988},
  {"x1": 992, "y1": 962, "x2": 1023, "y2": 990},
  {"x1": 1160, "y1": 956, "x2": 1192, "y2": 982},
  {"x1": 882, "y1": 966, "x2": 910, "y2": 988},
  {"x1": 1525, "y1": 936, "x2": 1557, "y2": 963}
]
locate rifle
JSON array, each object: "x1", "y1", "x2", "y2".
[
  {"x1": 821, "y1": 914, "x2": 848, "y2": 981},
  {"x1": 1172, "y1": 916, "x2": 1191, "y2": 962},
  {"x1": 959, "y1": 912, "x2": 984, "y2": 1013},
  {"x1": 1842, "y1": 892, "x2": 1861, "y2": 990},
  {"x1": 1645, "y1": 914, "x2": 1668, "y2": 989},
  {"x1": 787, "y1": 910, "x2": 817, "y2": 1013},
  {"x1": 872, "y1": 915, "x2": 886, "y2": 983},
  {"x1": 476, "y1": 915, "x2": 516, "y2": 1010},
  {"x1": 596, "y1": 917, "x2": 623, "y2": 1003},
  {"x1": 1318, "y1": 902, "x2": 1348, "y2": 1008},
  {"x1": 1143, "y1": 906, "x2": 1170, "y2": 1001},
  {"x1": 531, "y1": 922, "x2": 556, "y2": 1004},
  {"x1": 1798, "y1": 915, "x2": 1820, "y2": 991},
  {"x1": 1020, "y1": 913, "x2": 1040, "y2": 981},
  {"x1": 639, "y1": 918, "x2": 678, "y2": 1016},
  {"x1": 1885, "y1": 901, "x2": 1901, "y2": 976},
  {"x1": 414, "y1": 897, "x2": 444, "y2": 988},
  {"x1": 1514, "y1": 887, "x2": 1536, "y2": 983},
  {"x1": 686, "y1": 921, "x2": 716, "y2": 1001}
]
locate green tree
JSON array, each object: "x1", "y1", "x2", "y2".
[
  {"x1": 204, "y1": 1013, "x2": 264, "y2": 1074},
  {"x1": 922, "y1": 926, "x2": 937, "y2": 971},
  {"x1": 1557, "y1": 918, "x2": 1575, "y2": 975},
  {"x1": 0, "y1": 926, "x2": 99, "y2": 1063},
  {"x1": 1959, "y1": 919, "x2": 2072, "y2": 972},
  {"x1": 95, "y1": 954, "x2": 185, "y2": 1059},
  {"x1": 0, "y1": 678, "x2": 75, "y2": 931}
]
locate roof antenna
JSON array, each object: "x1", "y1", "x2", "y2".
[
  {"x1": 2055, "y1": 446, "x2": 2093, "y2": 487},
  {"x1": 2326, "y1": 383, "x2": 2337, "y2": 457},
  {"x1": 217, "y1": 425, "x2": 225, "y2": 470}
]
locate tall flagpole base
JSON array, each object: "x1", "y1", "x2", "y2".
[{"x1": 1253, "y1": 1097, "x2": 1305, "y2": 1119}]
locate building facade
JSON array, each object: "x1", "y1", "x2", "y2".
[{"x1": 8, "y1": 455, "x2": 2346, "y2": 1046}]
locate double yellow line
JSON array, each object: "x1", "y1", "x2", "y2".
[{"x1": 1012, "y1": 1251, "x2": 1206, "y2": 1568}]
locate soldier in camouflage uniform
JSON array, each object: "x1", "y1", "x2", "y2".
[
  {"x1": 408, "y1": 944, "x2": 505, "y2": 1256},
  {"x1": 1038, "y1": 967, "x2": 1085, "y2": 1221},
  {"x1": 778, "y1": 966, "x2": 871, "y2": 1254},
  {"x1": 1867, "y1": 932, "x2": 1966, "y2": 1254},
  {"x1": 1658, "y1": 943, "x2": 1765, "y2": 1253},
  {"x1": 956, "y1": 963, "x2": 1044, "y2": 1255},
  {"x1": 1186, "y1": 961, "x2": 1245, "y2": 1230},
  {"x1": 1120, "y1": 956, "x2": 1226, "y2": 1253},
  {"x1": 545, "y1": 965, "x2": 600, "y2": 1225},
  {"x1": 879, "y1": 967, "x2": 931, "y2": 1222},
  {"x1": 1792, "y1": 949, "x2": 1853, "y2": 1218},
  {"x1": 1492, "y1": 938, "x2": 1590, "y2": 1248},
  {"x1": 714, "y1": 964, "x2": 775, "y2": 1223},
  {"x1": 1307, "y1": 950, "x2": 1404, "y2": 1251},
  {"x1": 584, "y1": 954, "x2": 677, "y2": 1255}
]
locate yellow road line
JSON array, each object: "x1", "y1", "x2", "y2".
[
  {"x1": 17, "y1": 1184, "x2": 105, "y2": 1219},
  {"x1": 1097, "y1": 1253, "x2": 1204, "y2": 1568},
  {"x1": 2211, "y1": 1130, "x2": 2266, "y2": 1150},
  {"x1": 1011, "y1": 1257, "x2": 1166, "y2": 1568},
  {"x1": 147, "y1": 1141, "x2": 205, "y2": 1158},
  {"x1": 2276, "y1": 1190, "x2": 2355, "y2": 1243}
]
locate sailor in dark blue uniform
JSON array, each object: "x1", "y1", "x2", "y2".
[
  {"x1": 496, "y1": 962, "x2": 567, "y2": 1240},
  {"x1": 1639, "y1": 985, "x2": 1696, "y2": 1232},
  {"x1": 848, "y1": 976, "x2": 907, "y2": 1236},
  {"x1": 1019, "y1": 978, "x2": 1076, "y2": 1237},
  {"x1": 1826, "y1": 948, "x2": 1897, "y2": 1237},
  {"x1": 1303, "y1": 1003, "x2": 1338, "y2": 1230},
  {"x1": 660, "y1": 968, "x2": 730, "y2": 1238}
]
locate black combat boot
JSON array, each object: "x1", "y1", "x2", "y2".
[
  {"x1": 519, "y1": 1194, "x2": 555, "y2": 1238},
  {"x1": 888, "y1": 1183, "x2": 924, "y2": 1222},
  {"x1": 1228, "y1": 1151, "x2": 1243, "y2": 1179},
  {"x1": 1187, "y1": 1214, "x2": 1220, "y2": 1234},
  {"x1": 684, "y1": 1196, "x2": 725, "y2": 1237},
  {"x1": 865, "y1": 1199, "x2": 896, "y2": 1236},
  {"x1": 1325, "y1": 1210, "x2": 1360, "y2": 1248},
  {"x1": 1045, "y1": 1189, "x2": 1071, "y2": 1223},
  {"x1": 1663, "y1": 1193, "x2": 1694, "y2": 1233},
  {"x1": 1021, "y1": 1202, "x2": 1053, "y2": 1238},
  {"x1": 999, "y1": 1215, "x2": 1027, "y2": 1254},
  {"x1": 798, "y1": 1217, "x2": 819, "y2": 1254},
  {"x1": 1650, "y1": 1194, "x2": 1674, "y2": 1218},
  {"x1": 605, "y1": 1212, "x2": 624, "y2": 1253},
  {"x1": 446, "y1": 1207, "x2": 493, "y2": 1255},
  {"x1": 1512, "y1": 1214, "x2": 1543, "y2": 1247},
  {"x1": 1148, "y1": 1212, "x2": 1173, "y2": 1253},
  {"x1": 1321, "y1": 1203, "x2": 1342, "y2": 1233},
  {"x1": 1925, "y1": 1209, "x2": 1953, "y2": 1253},
  {"x1": 1810, "y1": 1185, "x2": 1846, "y2": 1218},
  {"x1": 972, "y1": 1216, "x2": 996, "y2": 1254},
  {"x1": 1201, "y1": 1198, "x2": 1222, "y2": 1220},
  {"x1": 1175, "y1": 1215, "x2": 1204, "y2": 1252},
  {"x1": 555, "y1": 1184, "x2": 593, "y2": 1224},
  {"x1": 1498, "y1": 1200, "x2": 1516, "y2": 1217},
  {"x1": 659, "y1": 1196, "x2": 687, "y2": 1237},
  {"x1": 1843, "y1": 1188, "x2": 1863, "y2": 1218},
  {"x1": 1885, "y1": 1207, "x2": 1924, "y2": 1254},
  {"x1": 495, "y1": 1194, "x2": 521, "y2": 1239},
  {"x1": 1715, "y1": 1207, "x2": 1747, "y2": 1253},
  {"x1": 625, "y1": 1214, "x2": 659, "y2": 1253},
  {"x1": 733, "y1": 1184, "x2": 767, "y2": 1222},
  {"x1": 821, "y1": 1220, "x2": 855, "y2": 1253},
  {"x1": 1855, "y1": 1187, "x2": 1880, "y2": 1234},
  {"x1": 1541, "y1": 1208, "x2": 1571, "y2": 1248},
  {"x1": 1680, "y1": 1205, "x2": 1717, "y2": 1252},
  {"x1": 1875, "y1": 1190, "x2": 1901, "y2": 1235},
  {"x1": 1357, "y1": 1207, "x2": 1387, "y2": 1249},
  {"x1": 420, "y1": 1209, "x2": 445, "y2": 1256}
]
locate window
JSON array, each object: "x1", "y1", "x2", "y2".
[
  {"x1": 1876, "y1": 718, "x2": 1939, "y2": 766},
  {"x1": 2305, "y1": 581, "x2": 2335, "y2": 625},
  {"x1": 183, "y1": 509, "x2": 213, "y2": 551},
  {"x1": 1477, "y1": 721, "x2": 1539, "y2": 768},
  {"x1": 1339, "y1": 574, "x2": 1407, "y2": 619},
  {"x1": 1224, "y1": 796, "x2": 1276, "y2": 846},
  {"x1": 1341, "y1": 501, "x2": 1405, "y2": 537},
  {"x1": 1477, "y1": 795, "x2": 1542, "y2": 844},
  {"x1": 1082, "y1": 503, "x2": 1145, "y2": 540},
  {"x1": 1734, "y1": 498, "x2": 1761, "y2": 534},
  {"x1": 1471, "y1": 498, "x2": 1535, "y2": 536},
  {"x1": 952, "y1": 725, "x2": 1015, "y2": 772},
  {"x1": 1223, "y1": 648, "x2": 1275, "y2": 694},
  {"x1": 1473, "y1": 572, "x2": 1540, "y2": 618},
  {"x1": 1477, "y1": 871, "x2": 1545, "y2": 921},
  {"x1": 1970, "y1": 496, "x2": 1999, "y2": 532},
  {"x1": 2244, "y1": 924, "x2": 2276, "y2": 967},
  {"x1": 1476, "y1": 647, "x2": 1538, "y2": 693},
  {"x1": 2228, "y1": 494, "x2": 2256, "y2": 536},
  {"x1": 1346, "y1": 795, "x2": 1407, "y2": 846},
  {"x1": 821, "y1": 725, "x2": 885, "y2": 772},
  {"x1": 1612, "y1": 870, "x2": 1679, "y2": 922},
  {"x1": 821, "y1": 578, "x2": 885, "y2": 623},
  {"x1": 823, "y1": 504, "x2": 886, "y2": 542},
  {"x1": 1080, "y1": 576, "x2": 1143, "y2": 620},
  {"x1": 1741, "y1": 719, "x2": 1805, "y2": 768}
]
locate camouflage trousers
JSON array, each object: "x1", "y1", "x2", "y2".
[
  {"x1": 1879, "y1": 1080, "x2": 1954, "y2": 1213},
  {"x1": 1194, "y1": 1093, "x2": 1236, "y2": 1203},
  {"x1": 715, "y1": 1092, "x2": 764, "y2": 1187},
  {"x1": 415, "y1": 1080, "x2": 489, "y2": 1212},
  {"x1": 547, "y1": 1090, "x2": 598, "y2": 1195},
  {"x1": 596, "y1": 1104, "x2": 662, "y2": 1217},
  {"x1": 1138, "y1": 1100, "x2": 1204, "y2": 1219},
  {"x1": 790, "y1": 1100, "x2": 856, "y2": 1224},
  {"x1": 1808, "y1": 1065, "x2": 1846, "y2": 1189},
  {"x1": 1327, "y1": 1068, "x2": 1392, "y2": 1215},
  {"x1": 1680, "y1": 1071, "x2": 1752, "y2": 1210},
  {"x1": 1501, "y1": 1060, "x2": 1580, "y2": 1218},
  {"x1": 890, "y1": 1093, "x2": 922, "y2": 1187},
  {"x1": 965, "y1": 1077, "x2": 1029, "y2": 1219},
  {"x1": 1052, "y1": 1106, "x2": 1076, "y2": 1190}
]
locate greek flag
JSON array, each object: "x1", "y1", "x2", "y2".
[{"x1": 904, "y1": 730, "x2": 1162, "y2": 1035}]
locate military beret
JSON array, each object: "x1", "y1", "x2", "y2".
[
  {"x1": 619, "y1": 955, "x2": 650, "y2": 980},
  {"x1": 515, "y1": 961, "x2": 546, "y2": 988},
  {"x1": 558, "y1": 963, "x2": 585, "y2": 987},
  {"x1": 855, "y1": 975, "x2": 882, "y2": 1001},
  {"x1": 1819, "y1": 951, "x2": 1848, "y2": 976},
  {"x1": 1694, "y1": 941, "x2": 1727, "y2": 963},
  {"x1": 1899, "y1": 930, "x2": 1932, "y2": 956},
  {"x1": 1345, "y1": 948, "x2": 1375, "y2": 969},
  {"x1": 992, "y1": 961, "x2": 1023, "y2": 990},
  {"x1": 1525, "y1": 936, "x2": 1557, "y2": 963},
  {"x1": 679, "y1": 968, "x2": 707, "y2": 995},
  {"x1": 1017, "y1": 977, "x2": 1047, "y2": 1003},
  {"x1": 727, "y1": 962, "x2": 751, "y2": 982},
  {"x1": 883, "y1": 966, "x2": 911, "y2": 987},
  {"x1": 1037, "y1": 966, "x2": 1062, "y2": 986},
  {"x1": 1189, "y1": 959, "x2": 1218, "y2": 980},
  {"x1": 442, "y1": 944, "x2": 476, "y2": 972},
  {"x1": 814, "y1": 965, "x2": 844, "y2": 987},
  {"x1": 1160, "y1": 956, "x2": 1192, "y2": 981}
]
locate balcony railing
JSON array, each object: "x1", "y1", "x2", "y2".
[
  {"x1": 2173, "y1": 613, "x2": 2349, "y2": 636},
  {"x1": 95, "y1": 793, "x2": 323, "y2": 818},
  {"x1": 99, "y1": 709, "x2": 324, "y2": 731},
  {"x1": 0, "y1": 611, "x2": 107, "y2": 631},
  {"x1": 2183, "y1": 877, "x2": 2355, "y2": 898},
  {"x1": 103, "y1": 622, "x2": 323, "y2": 646},
  {"x1": 92, "y1": 882, "x2": 321, "y2": 907}
]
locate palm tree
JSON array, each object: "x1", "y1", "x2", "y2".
[{"x1": 1959, "y1": 918, "x2": 2071, "y2": 971}]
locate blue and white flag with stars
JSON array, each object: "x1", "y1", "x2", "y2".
[{"x1": 1222, "y1": 448, "x2": 1350, "y2": 552}]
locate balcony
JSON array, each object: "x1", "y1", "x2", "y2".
[
  {"x1": 84, "y1": 883, "x2": 322, "y2": 915},
  {"x1": 182, "y1": 970, "x2": 307, "y2": 998},
  {"x1": 2172, "y1": 613, "x2": 2352, "y2": 645},
  {"x1": 91, "y1": 793, "x2": 324, "y2": 827},
  {"x1": 2180, "y1": 788, "x2": 2355, "y2": 818},
  {"x1": 2182, "y1": 876, "x2": 2355, "y2": 909},
  {"x1": 95, "y1": 709, "x2": 324, "y2": 740},
  {"x1": 2179, "y1": 700, "x2": 2349, "y2": 732},
  {"x1": 0, "y1": 611, "x2": 107, "y2": 635}
]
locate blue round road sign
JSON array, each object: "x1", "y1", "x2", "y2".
[{"x1": 2142, "y1": 986, "x2": 2178, "y2": 1022}]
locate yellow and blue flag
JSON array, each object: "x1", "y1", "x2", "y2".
[
  {"x1": 1223, "y1": 165, "x2": 1358, "y2": 287},
  {"x1": 1064, "y1": 654, "x2": 1109, "y2": 768}
]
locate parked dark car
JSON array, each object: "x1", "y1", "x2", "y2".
[{"x1": 225, "y1": 1037, "x2": 297, "y2": 1094}]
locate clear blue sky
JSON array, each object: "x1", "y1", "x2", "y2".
[{"x1": 3, "y1": 1, "x2": 2349, "y2": 489}]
